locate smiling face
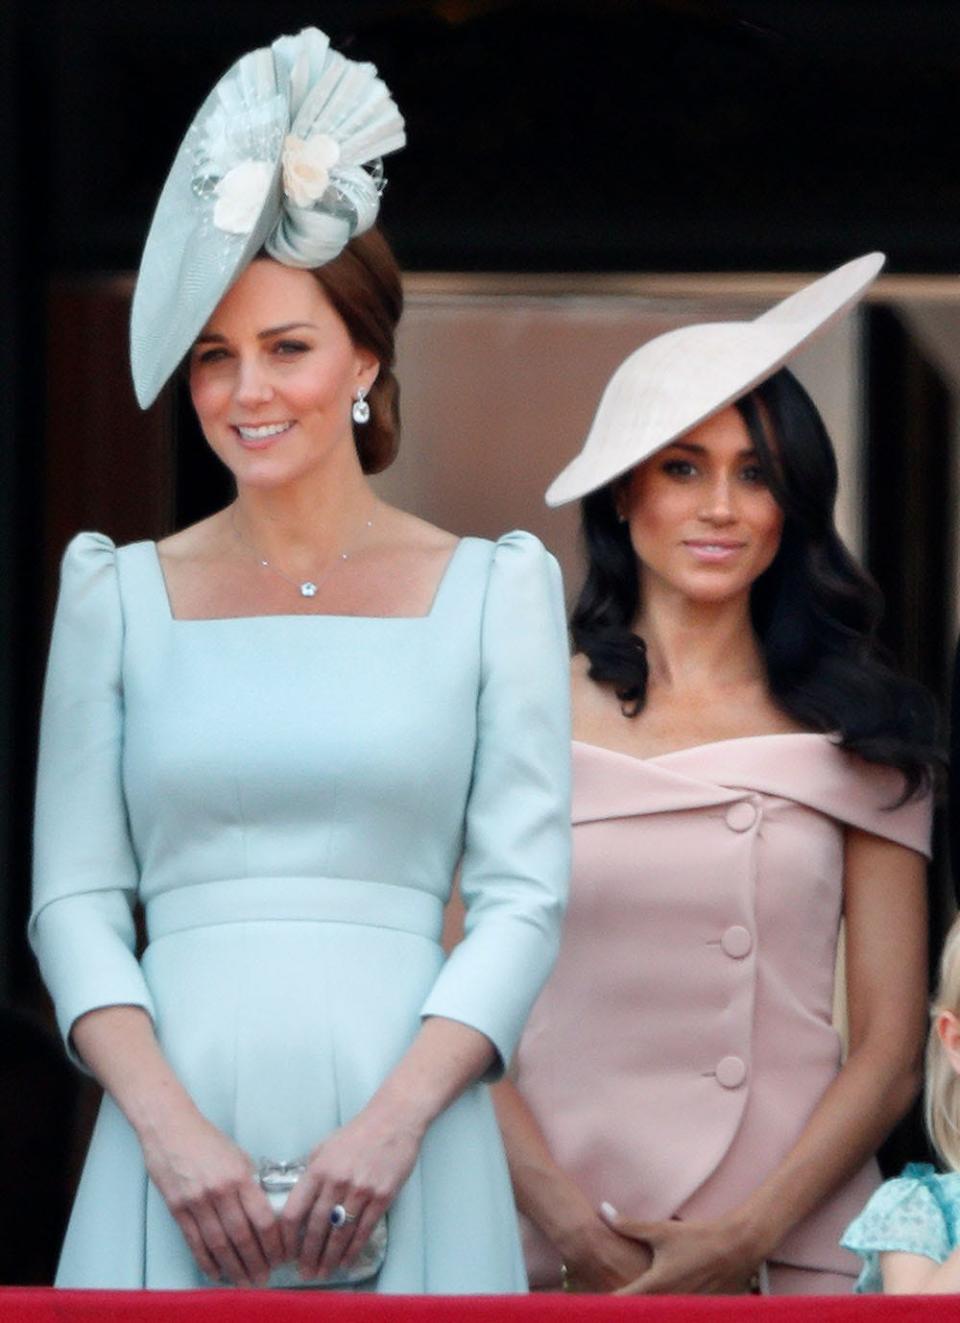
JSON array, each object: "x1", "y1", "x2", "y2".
[
  {"x1": 620, "y1": 403, "x2": 785, "y2": 607},
  {"x1": 188, "y1": 258, "x2": 378, "y2": 491}
]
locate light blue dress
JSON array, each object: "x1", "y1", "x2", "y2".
[
  {"x1": 842, "y1": 1163, "x2": 960, "y2": 1292},
  {"x1": 30, "y1": 530, "x2": 571, "y2": 1292}
]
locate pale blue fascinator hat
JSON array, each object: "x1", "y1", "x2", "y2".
[{"x1": 130, "y1": 27, "x2": 406, "y2": 409}]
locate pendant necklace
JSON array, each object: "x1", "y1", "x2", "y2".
[{"x1": 231, "y1": 506, "x2": 375, "y2": 600}]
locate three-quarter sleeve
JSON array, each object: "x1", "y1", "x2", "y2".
[
  {"x1": 30, "y1": 533, "x2": 155, "y2": 1067},
  {"x1": 420, "y1": 531, "x2": 571, "y2": 1073}
]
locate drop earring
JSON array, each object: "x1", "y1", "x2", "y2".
[{"x1": 352, "y1": 387, "x2": 370, "y2": 425}]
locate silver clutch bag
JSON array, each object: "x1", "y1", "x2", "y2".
[{"x1": 256, "y1": 1160, "x2": 388, "y2": 1289}]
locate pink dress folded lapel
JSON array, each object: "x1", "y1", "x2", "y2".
[{"x1": 515, "y1": 733, "x2": 931, "y2": 1288}]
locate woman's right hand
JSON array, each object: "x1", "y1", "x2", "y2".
[
  {"x1": 68, "y1": 1006, "x2": 286, "y2": 1287},
  {"x1": 139, "y1": 1108, "x2": 285, "y2": 1287},
  {"x1": 558, "y1": 1214, "x2": 653, "y2": 1292},
  {"x1": 491, "y1": 1078, "x2": 652, "y2": 1292}
]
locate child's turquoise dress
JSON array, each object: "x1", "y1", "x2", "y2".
[{"x1": 842, "y1": 1163, "x2": 960, "y2": 1292}]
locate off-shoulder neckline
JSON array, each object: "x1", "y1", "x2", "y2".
[
  {"x1": 572, "y1": 732, "x2": 838, "y2": 764},
  {"x1": 144, "y1": 537, "x2": 469, "y2": 624}
]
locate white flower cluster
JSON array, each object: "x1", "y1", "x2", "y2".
[
  {"x1": 211, "y1": 132, "x2": 341, "y2": 236},
  {"x1": 281, "y1": 133, "x2": 341, "y2": 208},
  {"x1": 213, "y1": 161, "x2": 275, "y2": 235}
]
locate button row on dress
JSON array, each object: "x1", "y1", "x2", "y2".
[
  {"x1": 721, "y1": 924, "x2": 753, "y2": 958},
  {"x1": 724, "y1": 800, "x2": 758, "y2": 832},
  {"x1": 713, "y1": 801, "x2": 756, "y2": 1091},
  {"x1": 715, "y1": 1055, "x2": 748, "y2": 1089}
]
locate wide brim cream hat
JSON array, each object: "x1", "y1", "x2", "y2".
[
  {"x1": 130, "y1": 27, "x2": 405, "y2": 410},
  {"x1": 545, "y1": 252, "x2": 885, "y2": 507}
]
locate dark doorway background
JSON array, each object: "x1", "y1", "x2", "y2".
[{"x1": 2, "y1": 0, "x2": 960, "y2": 1283}]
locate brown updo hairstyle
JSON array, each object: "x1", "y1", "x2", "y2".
[{"x1": 311, "y1": 226, "x2": 403, "y2": 474}]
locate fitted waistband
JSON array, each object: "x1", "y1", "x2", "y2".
[{"x1": 145, "y1": 875, "x2": 444, "y2": 943}]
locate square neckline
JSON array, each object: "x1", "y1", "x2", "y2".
[{"x1": 147, "y1": 537, "x2": 466, "y2": 624}]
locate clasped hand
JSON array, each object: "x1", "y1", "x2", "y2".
[
  {"x1": 559, "y1": 1215, "x2": 652, "y2": 1292},
  {"x1": 601, "y1": 1207, "x2": 763, "y2": 1295},
  {"x1": 144, "y1": 1106, "x2": 419, "y2": 1286},
  {"x1": 141, "y1": 1111, "x2": 281, "y2": 1287},
  {"x1": 279, "y1": 1108, "x2": 420, "y2": 1281}
]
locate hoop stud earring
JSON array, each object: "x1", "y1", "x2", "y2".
[{"x1": 352, "y1": 387, "x2": 371, "y2": 425}]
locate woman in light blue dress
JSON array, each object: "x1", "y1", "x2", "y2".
[{"x1": 29, "y1": 29, "x2": 570, "y2": 1293}]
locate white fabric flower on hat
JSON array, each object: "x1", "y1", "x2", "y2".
[
  {"x1": 213, "y1": 160, "x2": 275, "y2": 235},
  {"x1": 282, "y1": 133, "x2": 341, "y2": 208}
]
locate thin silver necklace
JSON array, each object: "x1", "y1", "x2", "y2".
[{"x1": 230, "y1": 506, "x2": 375, "y2": 599}]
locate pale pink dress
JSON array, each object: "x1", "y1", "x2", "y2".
[{"x1": 514, "y1": 733, "x2": 932, "y2": 1294}]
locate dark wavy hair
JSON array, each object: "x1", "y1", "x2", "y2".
[{"x1": 571, "y1": 367, "x2": 939, "y2": 799}]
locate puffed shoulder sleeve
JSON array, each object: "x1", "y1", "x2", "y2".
[
  {"x1": 420, "y1": 531, "x2": 571, "y2": 1075},
  {"x1": 841, "y1": 1165, "x2": 954, "y2": 1293},
  {"x1": 29, "y1": 533, "x2": 155, "y2": 1067}
]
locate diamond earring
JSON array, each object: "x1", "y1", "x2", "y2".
[{"x1": 352, "y1": 387, "x2": 370, "y2": 425}]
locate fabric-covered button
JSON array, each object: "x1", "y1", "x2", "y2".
[
  {"x1": 716, "y1": 1055, "x2": 747, "y2": 1088},
  {"x1": 725, "y1": 801, "x2": 757, "y2": 832},
  {"x1": 721, "y1": 925, "x2": 753, "y2": 958}
]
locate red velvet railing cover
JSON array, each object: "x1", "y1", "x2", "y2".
[{"x1": 0, "y1": 1291, "x2": 949, "y2": 1322}]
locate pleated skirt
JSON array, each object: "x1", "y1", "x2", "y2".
[{"x1": 56, "y1": 881, "x2": 527, "y2": 1293}]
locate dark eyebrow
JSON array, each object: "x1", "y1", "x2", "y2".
[
  {"x1": 257, "y1": 322, "x2": 318, "y2": 339},
  {"x1": 668, "y1": 441, "x2": 758, "y2": 459},
  {"x1": 193, "y1": 322, "x2": 318, "y2": 346}
]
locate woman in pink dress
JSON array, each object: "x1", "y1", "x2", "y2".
[{"x1": 496, "y1": 255, "x2": 938, "y2": 1295}]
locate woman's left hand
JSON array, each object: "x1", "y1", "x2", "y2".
[
  {"x1": 279, "y1": 1107, "x2": 423, "y2": 1281},
  {"x1": 280, "y1": 1017, "x2": 495, "y2": 1281},
  {"x1": 602, "y1": 1207, "x2": 763, "y2": 1295}
]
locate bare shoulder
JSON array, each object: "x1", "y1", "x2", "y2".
[
  {"x1": 570, "y1": 650, "x2": 598, "y2": 698},
  {"x1": 156, "y1": 512, "x2": 231, "y2": 567},
  {"x1": 371, "y1": 507, "x2": 459, "y2": 581},
  {"x1": 352, "y1": 506, "x2": 461, "y2": 616},
  {"x1": 570, "y1": 650, "x2": 612, "y2": 716},
  {"x1": 376, "y1": 507, "x2": 458, "y2": 559},
  {"x1": 570, "y1": 651, "x2": 591, "y2": 682},
  {"x1": 570, "y1": 648, "x2": 642, "y2": 748}
]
